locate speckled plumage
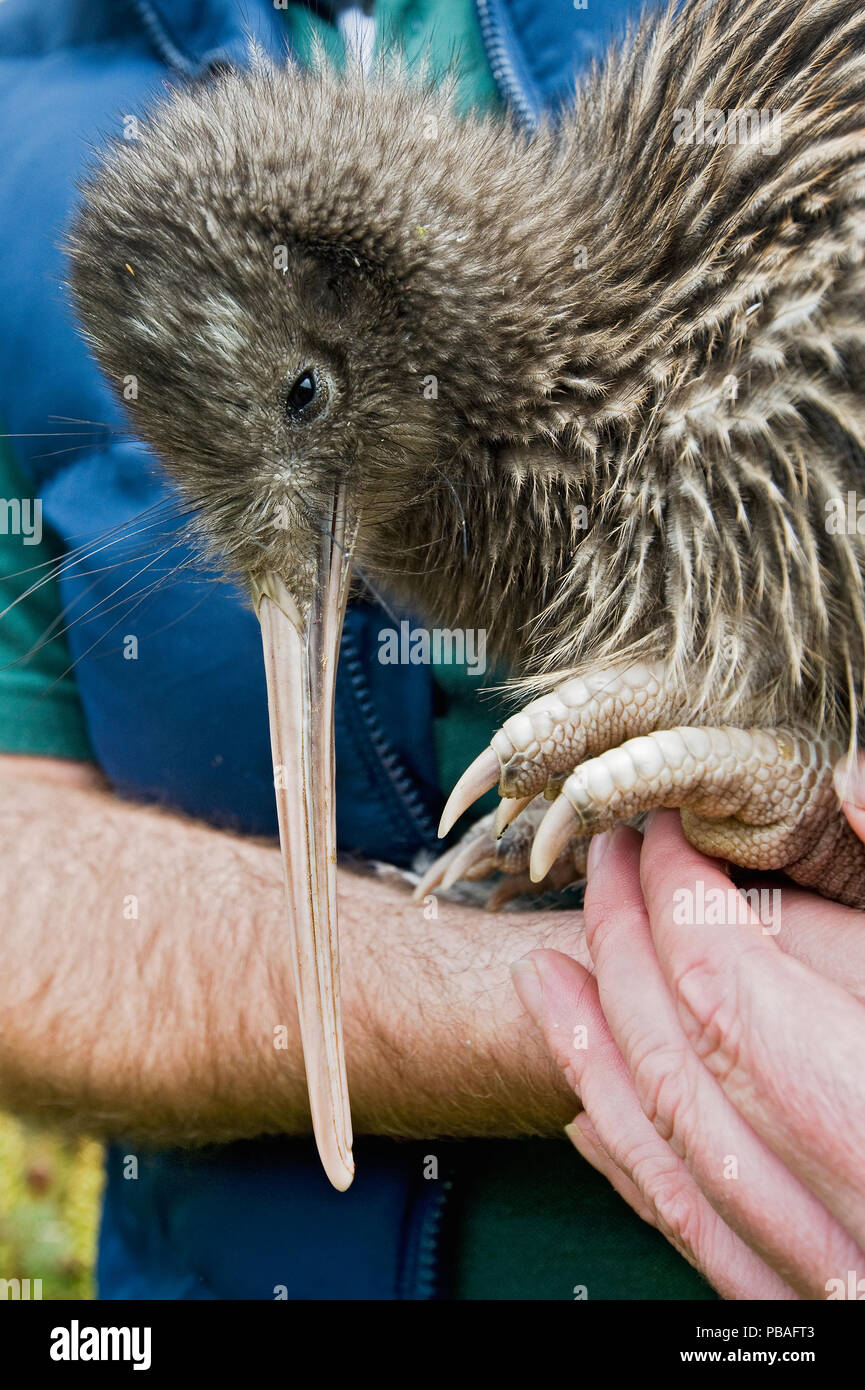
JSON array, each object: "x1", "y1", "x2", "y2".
[{"x1": 67, "y1": 0, "x2": 865, "y2": 907}]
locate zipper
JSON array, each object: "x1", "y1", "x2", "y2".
[
  {"x1": 130, "y1": 0, "x2": 201, "y2": 76},
  {"x1": 415, "y1": 1174, "x2": 455, "y2": 1300},
  {"x1": 340, "y1": 622, "x2": 442, "y2": 853},
  {"x1": 474, "y1": 0, "x2": 538, "y2": 131},
  {"x1": 135, "y1": 0, "x2": 540, "y2": 131},
  {"x1": 398, "y1": 1169, "x2": 455, "y2": 1299}
]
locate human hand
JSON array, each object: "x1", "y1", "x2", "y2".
[{"x1": 510, "y1": 805, "x2": 865, "y2": 1299}]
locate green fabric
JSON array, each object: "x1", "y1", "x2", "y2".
[
  {"x1": 432, "y1": 659, "x2": 512, "y2": 825},
  {"x1": 446, "y1": 1139, "x2": 717, "y2": 1300},
  {"x1": 280, "y1": 3, "x2": 348, "y2": 66},
  {"x1": 372, "y1": 0, "x2": 502, "y2": 114},
  {"x1": 282, "y1": 0, "x2": 502, "y2": 116},
  {"x1": 0, "y1": 437, "x2": 94, "y2": 760}
]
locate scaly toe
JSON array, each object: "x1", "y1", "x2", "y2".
[
  {"x1": 439, "y1": 661, "x2": 678, "y2": 837},
  {"x1": 494, "y1": 794, "x2": 534, "y2": 838},
  {"x1": 412, "y1": 844, "x2": 463, "y2": 901},
  {"x1": 440, "y1": 837, "x2": 502, "y2": 890}
]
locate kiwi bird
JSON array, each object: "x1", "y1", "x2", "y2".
[{"x1": 68, "y1": 0, "x2": 865, "y2": 1189}]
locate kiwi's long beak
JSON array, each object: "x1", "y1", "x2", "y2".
[{"x1": 251, "y1": 487, "x2": 356, "y2": 1191}]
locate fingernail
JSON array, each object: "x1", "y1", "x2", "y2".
[
  {"x1": 586, "y1": 829, "x2": 612, "y2": 877},
  {"x1": 833, "y1": 754, "x2": 865, "y2": 808},
  {"x1": 509, "y1": 957, "x2": 543, "y2": 1026}
]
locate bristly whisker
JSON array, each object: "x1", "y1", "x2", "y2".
[
  {"x1": 48, "y1": 416, "x2": 136, "y2": 431},
  {"x1": 0, "y1": 503, "x2": 190, "y2": 623},
  {"x1": 430, "y1": 462, "x2": 469, "y2": 561},
  {"x1": 0, "y1": 496, "x2": 202, "y2": 679},
  {"x1": 3, "y1": 538, "x2": 188, "y2": 679},
  {"x1": 1, "y1": 496, "x2": 187, "y2": 586},
  {"x1": 32, "y1": 443, "x2": 128, "y2": 462},
  {"x1": 24, "y1": 540, "x2": 191, "y2": 666},
  {"x1": 31, "y1": 548, "x2": 198, "y2": 701}
]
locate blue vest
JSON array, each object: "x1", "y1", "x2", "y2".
[{"x1": 1, "y1": 0, "x2": 641, "y2": 1299}]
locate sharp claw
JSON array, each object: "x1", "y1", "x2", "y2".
[
  {"x1": 461, "y1": 858, "x2": 502, "y2": 882},
  {"x1": 440, "y1": 837, "x2": 499, "y2": 890},
  {"x1": 494, "y1": 794, "x2": 534, "y2": 839},
  {"x1": 530, "y1": 794, "x2": 580, "y2": 881},
  {"x1": 411, "y1": 845, "x2": 461, "y2": 902},
  {"x1": 438, "y1": 747, "x2": 500, "y2": 837}
]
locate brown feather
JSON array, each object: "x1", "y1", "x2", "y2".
[{"x1": 67, "y1": 0, "x2": 865, "y2": 747}]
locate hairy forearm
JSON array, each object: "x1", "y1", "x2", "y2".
[{"x1": 0, "y1": 758, "x2": 576, "y2": 1144}]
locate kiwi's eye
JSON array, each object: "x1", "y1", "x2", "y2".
[{"x1": 286, "y1": 369, "x2": 318, "y2": 418}]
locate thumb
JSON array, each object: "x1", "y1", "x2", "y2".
[{"x1": 833, "y1": 752, "x2": 865, "y2": 843}]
